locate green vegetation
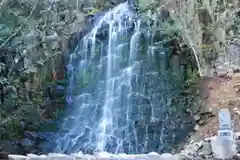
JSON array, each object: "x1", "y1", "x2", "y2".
[
  {"x1": 0, "y1": 0, "x2": 72, "y2": 154},
  {"x1": 87, "y1": 8, "x2": 100, "y2": 16}
]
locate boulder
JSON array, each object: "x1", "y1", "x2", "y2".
[
  {"x1": 182, "y1": 141, "x2": 202, "y2": 155},
  {"x1": 0, "y1": 152, "x2": 8, "y2": 160},
  {"x1": 0, "y1": 141, "x2": 20, "y2": 154},
  {"x1": 233, "y1": 154, "x2": 240, "y2": 160},
  {"x1": 198, "y1": 141, "x2": 212, "y2": 156}
]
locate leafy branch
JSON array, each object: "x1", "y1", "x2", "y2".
[{"x1": 0, "y1": 0, "x2": 41, "y2": 48}]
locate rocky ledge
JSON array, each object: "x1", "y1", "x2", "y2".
[{"x1": 7, "y1": 133, "x2": 240, "y2": 160}]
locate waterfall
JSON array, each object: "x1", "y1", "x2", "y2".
[{"x1": 52, "y1": 2, "x2": 195, "y2": 155}]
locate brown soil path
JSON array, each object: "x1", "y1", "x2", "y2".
[{"x1": 191, "y1": 73, "x2": 240, "y2": 140}]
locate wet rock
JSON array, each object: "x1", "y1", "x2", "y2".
[
  {"x1": 19, "y1": 139, "x2": 34, "y2": 147},
  {"x1": 179, "y1": 138, "x2": 216, "y2": 159},
  {"x1": 128, "y1": 0, "x2": 138, "y2": 12},
  {"x1": 198, "y1": 141, "x2": 212, "y2": 156},
  {"x1": 233, "y1": 154, "x2": 240, "y2": 160},
  {"x1": 0, "y1": 152, "x2": 8, "y2": 160},
  {"x1": 182, "y1": 141, "x2": 202, "y2": 155},
  {"x1": 0, "y1": 141, "x2": 20, "y2": 154},
  {"x1": 17, "y1": 138, "x2": 39, "y2": 154},
  {"x1": 235, "y1": 140, "x2": 240, "y2": 153},
  {"x1": 24, "y1": 131, "x2": 38, "y2": 140}
]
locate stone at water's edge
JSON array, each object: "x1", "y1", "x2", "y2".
[
  {"x1": 8, "y1": 155, "x2": 29, "y2": 160},
  {"x1": 8, "y1": 152, "x2": 178, "y2": 160},
  {"x1": 27, "y1": 154, "x2": 47, "y2": 160},
  {"x1": 9, "y1": 136, "x2": 240, "y2": 160}
]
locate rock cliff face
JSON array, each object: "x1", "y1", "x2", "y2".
[
  {"x1": 138, "y1": 0, "x2": 240, "y2": 77},
  {"x1": 1, "y1": 0, "x2": 138, "y2": 154}
]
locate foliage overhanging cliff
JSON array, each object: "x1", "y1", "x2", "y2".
[{"x1": 139, "y1": 0, "x2": 240, "y2": 77}]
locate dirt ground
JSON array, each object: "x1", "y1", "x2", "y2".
[{"x1": 191, "y1": 73, "x2": 240, "y2": 141}]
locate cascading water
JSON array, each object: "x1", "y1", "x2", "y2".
[{"x1": 51, "y1": 2, "x2": 195, "y2": 154}]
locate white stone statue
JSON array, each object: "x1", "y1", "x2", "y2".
[{"x1": 211, "y1": 108, "x2": 236, "y2": 159}]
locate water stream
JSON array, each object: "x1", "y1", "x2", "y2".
[{"x1": 51, "y1": 2, "x2": 194, "y2": 154}]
